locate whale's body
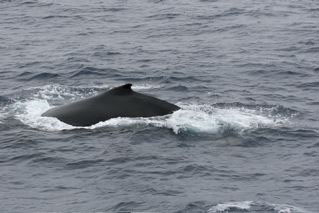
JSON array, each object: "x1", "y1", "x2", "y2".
[{"x1": 42, "y1": 84, "x2": 180, "y2": 126}]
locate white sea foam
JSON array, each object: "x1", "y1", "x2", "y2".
[
  {"x1": 14, "y1": 100, "x2": 74, "y2": 131},
  {"x1": 13, "y1": 98, "x2": 288, "y2": 133},
  {"x1": 207, "y1": 201, "x2": 311, "y2": 213},
  {"x1": 166, "y1": 104, "x2": 287, "y2": 134},
  {"x1": 273, "y1": 204, "x2": 312, "y2": 213},
  {"x1": 208, "y1": 201, "x2": 253, "y2": 212}
]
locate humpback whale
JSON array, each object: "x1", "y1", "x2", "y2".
[{"x1": 42, "y1": 83, "x2": 180, "y2": 126}]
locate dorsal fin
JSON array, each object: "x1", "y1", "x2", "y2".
[
  {"x1": 121, "y1": 83, "x2": 132, "y2": 90},
  {"x1": 108, "y1": 83, "x2": 133, "y2": 95}
]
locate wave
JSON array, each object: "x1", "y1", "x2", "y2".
[
  {"x1": 119, "y1": 75, "x2": 211, "y2": 84},
  {"x1": 297, "y1": 81, "x2": 319, "y2": 89},
  {"x1": 70, "y1": 67, "x2": 121, "y2": 78},
  {"x1": 146, "y1": 13, "x2": 181, "y2": 20},
  {"x1": 207, "y1": 201, "x2": 312, "y2": 213},
  {"x1": 17, "y1": 72, "x2": 60, "y2": 81}
]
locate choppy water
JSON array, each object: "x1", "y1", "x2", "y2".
[{"x1": 1, "y1": 0, "x2": 319, "y2": 212}]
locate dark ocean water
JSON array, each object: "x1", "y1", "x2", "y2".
[{"x1": 0, "y1": 0, "x2": 319, "y2": 212}]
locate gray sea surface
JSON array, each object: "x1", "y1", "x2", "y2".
[{"x1": 0, "y1": 0, "x2": 318, "y2": 212}]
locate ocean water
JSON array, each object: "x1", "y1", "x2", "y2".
[{"x1": 0, "y1": 0, "x2": 318, "y2": 212}]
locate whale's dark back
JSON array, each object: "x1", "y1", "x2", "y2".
[{"x1": 42, "y1": 84, "x2": 180, "y2": 126}]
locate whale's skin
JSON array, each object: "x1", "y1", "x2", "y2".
[{"x1": 41, "y1": 84, "x2": 180, "y2": 126}]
